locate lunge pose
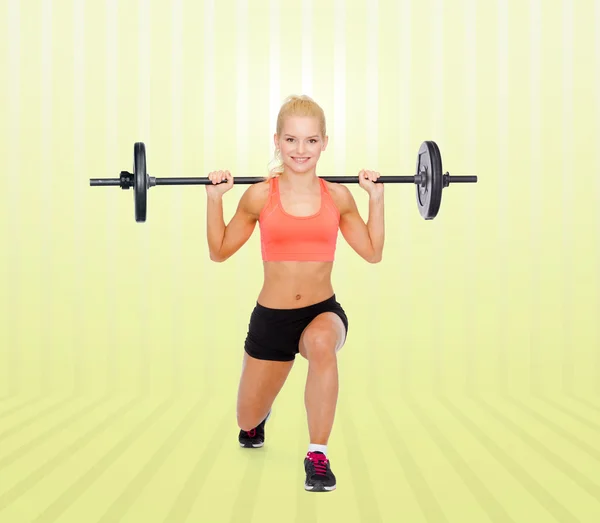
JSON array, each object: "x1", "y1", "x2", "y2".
[{"x1": 205, "y1": 95, "x2": 384, "y2": 492}]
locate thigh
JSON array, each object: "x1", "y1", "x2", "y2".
[
  {"x1": 237, "y1": 351, "x2": 294, "y2": 424},
  {"x1": 298, "y1": 312, "x2": 347, "y2": 360}
]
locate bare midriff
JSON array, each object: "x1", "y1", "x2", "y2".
[{"x1": 257, "y1": 261, "x2": 334, "y2": 309}]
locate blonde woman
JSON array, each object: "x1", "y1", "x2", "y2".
[{"x1": 206, "y1": 95, "x2": 384, "y2": 492}]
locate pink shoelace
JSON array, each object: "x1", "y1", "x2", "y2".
[{"x1": 306, "y1": 452, "x2": 328, "y2": 476}]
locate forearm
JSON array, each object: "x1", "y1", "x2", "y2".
[
  {"x1": 367, "y1": 195, "x2": 384, "y2": 259},
  {"x1": 206, "y1": 195, "x2": 226, "y2": 259}
]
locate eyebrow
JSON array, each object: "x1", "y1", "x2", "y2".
[{"x1": 284, "y1": 134, "x2": 320, "y2": 139}]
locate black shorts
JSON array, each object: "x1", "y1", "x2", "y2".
[{"x1": 244, "y1": 294, "x2": 349, "y2": 362}]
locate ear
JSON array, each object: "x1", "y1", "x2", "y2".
[
  {"x1": 322, "y1": 135, "x2": 329, "y2": 151},
  {"x1": 273, "y1": 133, "x2": 279, "y2": 149}
]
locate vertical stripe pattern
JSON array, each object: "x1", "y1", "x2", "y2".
[
  {"x1": 7, "y1": 0, "x2": 21, "y2": 396},
  {"x1": 41, "y1": 0, "x2": 53, "y2": 392},
  {"x1": 302, "y1": 0, "x2": 313, "y2": 95},
  {"x1": 561, "y1": 0, "x2": 574, "y2": 394},
  {"x1": 138, "y1": 0, "x2": 151, "y2": 393},
  {"x1": 105, "y1": 0, "x2": 119, "y2": 393},
  {"x1": 464, "y1": 0, "x2": 477, "y2": 395},
  {"x1": 496, "y1": 0, "x2": 509, "y2": 393},
  {"x1": 171, "y1": 0, "x2": 184, "y2": 394},
  {"x1": 529, "y1": 0, "x2": 541, "y2": 394},
  {"x1": 73, "y1": 0, "x2": 85, "y2": 393}
]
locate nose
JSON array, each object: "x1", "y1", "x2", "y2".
[{"x1": 296, "y1": 141, "x2": 305, "y2": 154}]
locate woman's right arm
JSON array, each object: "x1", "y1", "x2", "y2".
[{"x1": 206, "y1": 181, "x2": 268, "y2": 262}]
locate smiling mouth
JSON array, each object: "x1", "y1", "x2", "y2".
[{"x1": 292, "y1": 157, "x2": 310, "y2": 163}]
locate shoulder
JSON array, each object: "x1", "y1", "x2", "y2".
[
  {"x1": 239, "y1": 178, "x2": 271, "y2": 218},
  {"x1": 323, "y1": 180, "x2": 354, "y2": 215}
]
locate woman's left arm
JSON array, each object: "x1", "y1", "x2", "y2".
[{"x1": 334, "y1": 173, "x2": 384, "y2": 263}]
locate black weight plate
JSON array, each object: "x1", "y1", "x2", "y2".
[
  {"x1": 415, "y1": 141, "x2": 443, "y2": 219},
  {"x1": 134, "y1": 142, "x2": 147, "y2": 222}
]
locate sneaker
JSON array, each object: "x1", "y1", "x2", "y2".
[
  {"x1": 304, "y1": 451, "x2": 336, "y2": 492},
  {"x1": 238, "y1": 411, "x2": 271, "y2": 448}
]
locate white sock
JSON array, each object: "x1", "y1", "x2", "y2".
[{"x1": 308, "y1": 443, "x2": 328, "y2": 456}]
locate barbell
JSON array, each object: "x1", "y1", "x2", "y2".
[{"x1": 89, "y1": 141, "x2": 477, "y2": 222}]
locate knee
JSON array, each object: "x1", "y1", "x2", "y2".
[
  {"x1": 237, "y1": 408, "x2": 266, "y2": 432},
  {"x1": 302, "y1": 329, "x2": 338, "y2": 364},
  {"x1": 237, "y1": 412, "x2": 257, "y2": 432},
  {"x1": 238, "y1": 419, "x2": 256, "y2": 432}
]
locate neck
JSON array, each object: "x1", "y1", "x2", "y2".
[{"x1": 279, "y1": 168, "x2": 320, "y2": 190}]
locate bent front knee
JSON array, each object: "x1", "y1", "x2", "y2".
[{"x1": 303, "y1": 334, "x2": 338, "y2": 364}]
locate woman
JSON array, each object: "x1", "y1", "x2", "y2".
[{"x1": 205, "y1": 95, "x2": 384, "y2": 492}]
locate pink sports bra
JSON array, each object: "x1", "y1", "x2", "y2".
[{"x1": 258, "y1": 176, "x2": 340, "y2": 262}]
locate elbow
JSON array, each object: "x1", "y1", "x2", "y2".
[
  {"x1": 209, "y1": 251, "x2": 227, "y2": 263},
  {"x1": 366, "y1": 252, "x2": 383, "y2": 264}
]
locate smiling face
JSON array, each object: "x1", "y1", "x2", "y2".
[{"x1": 274, "y1": 116, "x2": 328, "y2": 175}]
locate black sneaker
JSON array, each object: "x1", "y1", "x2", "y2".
[
  {"x1": 238, "y1": 411, "x2": 271, "y2": 448},
  {"x1": 304, "y1": 451, "x2": 336, "y2": 492}
]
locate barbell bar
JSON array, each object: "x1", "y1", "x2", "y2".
[{"x1": 89, "y1": 141, "x2": 477, "y2": 222}]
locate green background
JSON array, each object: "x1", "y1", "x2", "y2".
[{"x1": 1, "y1": 0, "x2": 599, "y2": 521}]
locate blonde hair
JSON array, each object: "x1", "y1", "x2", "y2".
[{"x1": 267, "y1": 95, "x2": 327, "y2": 177}]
